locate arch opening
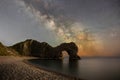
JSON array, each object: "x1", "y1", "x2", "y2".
[{"x1": 61, "y1": 50, "x2": 69, "y2": 58}]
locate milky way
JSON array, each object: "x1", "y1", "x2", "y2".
[{"x1": 0, "y1": 0, "x2": 120, "y2": 56}]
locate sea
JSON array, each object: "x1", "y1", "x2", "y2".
[{"x1": 28, "y1": 57, "x2": 120, "y2": 80}]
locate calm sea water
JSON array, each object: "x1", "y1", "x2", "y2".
[{"x1": 29, "y1": 57, "x2": 120, "y2": 80}]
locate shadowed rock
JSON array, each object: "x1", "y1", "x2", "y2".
[{"x1": 11, "y1": 39, "x2": 80, "y2": 60}]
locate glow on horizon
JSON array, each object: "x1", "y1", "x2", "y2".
[
  {"x1": 17, "y1": 0, "x2": 120, "y2": 57},
  {"x1": 0, "y1": 0, "x2": 120, "y2": 57}
]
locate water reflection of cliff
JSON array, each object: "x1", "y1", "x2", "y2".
[{"x1": 28, "y1": 57, "x2": 80, "y2": 78}]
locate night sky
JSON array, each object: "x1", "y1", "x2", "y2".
[{"x1": 0, "y1": 0, "x2": 120, "y2": 56}]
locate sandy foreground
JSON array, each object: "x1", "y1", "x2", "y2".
[{"x1": 0, "y1": 56, "x2": 80, "y2": 80}]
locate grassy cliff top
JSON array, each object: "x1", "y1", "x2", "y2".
[{"x1": 0, "y1": 42, "x2": 18, "y2": 56}]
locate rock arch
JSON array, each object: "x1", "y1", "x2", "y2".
[
  {"x1": 11, "y1": 39, "x2": 81, "y2": 60},
  {"x1": 54, "y1": 42, "x2": 80, "y2": 59}
]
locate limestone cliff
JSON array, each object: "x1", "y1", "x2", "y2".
[{"x1": 11, "y1": 39, "x2": 80, "y2": 59}]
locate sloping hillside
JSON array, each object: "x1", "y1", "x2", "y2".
[
  {"x1": 0, "y1": 42, "x2": 18, "y2": 56},
  {"x1": 0, "y1": 42, "x2": 8, "y2": 55}
]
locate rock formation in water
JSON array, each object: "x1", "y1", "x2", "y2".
[{"x1": 11, "y1": 39, "x2": 80, "y2": 59}]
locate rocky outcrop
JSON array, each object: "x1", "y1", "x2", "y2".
[{"x1": 11, "y1": 39, "x2": 80, "y2": 59}]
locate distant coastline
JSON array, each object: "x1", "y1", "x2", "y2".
[{"x1": 81, "y1": 56, "x2": 120, "y2": 59}]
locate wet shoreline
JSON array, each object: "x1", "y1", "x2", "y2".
[
  {"x1": 0, "y1": 56, "x2": 82, "y2": 80},
  {"x1": 24, "y1": 59, "x2": 82, "y2": 80}
]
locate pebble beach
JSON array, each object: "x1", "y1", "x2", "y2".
[{"x1": 0, "y1": 56, "x2": 80, "y2": 80}]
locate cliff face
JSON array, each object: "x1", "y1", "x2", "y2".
[
  {"x1": 11, "y1": 39, "x2": 52, "y2": 57},
  {"x1": 11, "y1": 39, "x2": 80, "y2": 59}
]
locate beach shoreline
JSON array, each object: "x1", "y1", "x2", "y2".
[
  {"x1": 0, "y1": 56, "x2": 81, "y2": 80},
  {"x1": 24, "y1": 59, "x2": 81, "y2": 80}
]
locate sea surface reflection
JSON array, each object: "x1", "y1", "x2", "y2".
[{"x1": 28, "y1": 57, "x2": 120, "y2": 80}]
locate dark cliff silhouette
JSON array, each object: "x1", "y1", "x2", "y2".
[{"x1": 11, "y1": 39, "x2": 80, "y2": 60}]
